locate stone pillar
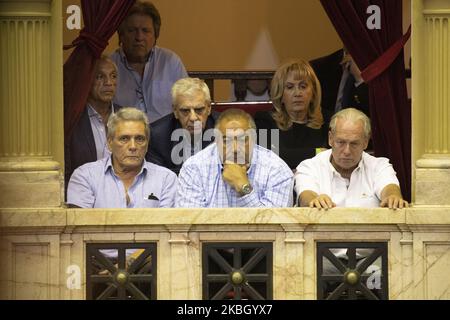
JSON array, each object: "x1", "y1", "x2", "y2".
[
  {"x1": 0, "y1": 0, "x2": 62, "y2": 208},
  {"x1": 413, "y1": 0, "x2": 450, "y2": 205},
  {"x1": 280, "y1": 225, "x2": 306, "y2": 300},
  {"x1": 165, "y1": 225, "x2": 201, "y2": 299}
]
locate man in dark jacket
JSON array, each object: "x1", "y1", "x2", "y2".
[
  {"x1": 310, "y1": 48, "x2": 369, "y2": 125},
  {"x1": 146, "y1": 77, "x2": 218, "y2": 174},
  {"x1": 65, "y1": 56, "x2": 121, "y2": 189}
]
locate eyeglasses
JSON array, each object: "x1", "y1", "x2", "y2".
[
  {"x1": 177, "y1": 106, "x2": 207, "y2": 117},
  {"x1": 333, "y1": 139, "x2": 364, "y2": 150}
]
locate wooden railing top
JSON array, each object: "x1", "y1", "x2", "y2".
[{"x1": 188, "y1": 71, "x2": 274, "y2": 80}]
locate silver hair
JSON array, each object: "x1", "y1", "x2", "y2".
[
  {"x1": 329, "y1": 108, "x2": 371, "y2": 139},
  {"x1": 107, "y1": 107, "x2": 150, "y2": 139},
  {"x1": 171, "y1": 77, "x2": 211, "y2": 107},
  {"x1": 215, "y1": 108, "x2": 256, "y2": 130},
  {"x1": 95, "y1": 55, "x2": 118, "y2": 73}
]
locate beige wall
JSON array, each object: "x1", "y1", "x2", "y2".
[
  {"x1": 62, "y1": 0, "x2": 411, "y2": 100},
  {"x1": 63, "y1": 0, "x2": 342, "y2": 68}
]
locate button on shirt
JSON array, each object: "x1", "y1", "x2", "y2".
[
  {"x1": 67, "y1": 157, "x2": 177, "y2": 208},
  {"x1": 87, "y1": 105, "x2": 114, "y2": 160},
  {"x1": 176, "y1": 144, "x2": 294, "y2": 208},
  {"x1": 294, "y1": 149, "x2": 399, "y2": 207},
  {"x1": 111, "y1": 47, "x2": 188, "y2": 123}
]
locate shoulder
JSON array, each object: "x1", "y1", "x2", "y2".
[
  {"x1": 144, "y1": 161, "x2": 177, "y2": 179},
  {"x1": 209, "y1": 111, "x2": 220, "y2": 122},
  {"x1": 299, "y1": 149, "x2": 331, "y2": 168},
  {"x1": 72, "y1": 158, "x2": 108, "y2": 179},
  {"x1": 253, "y1": 145, "x2": 289, "y2": 169},
  {"x1": 362, "y1": 152, "x2": 392, "y2": 171},
  {"x1": 310, "y1": 49, "x2": 343, "y2": 69},
  {"x1": 110, "y1": 49, "x2": 120, "y2": 59},
  {"x1": 203, "y1": 113, "x2": 218, "y2": 131},
  {"x1": 254, "y1": 111, "x2": 276, "y2": 129},
  {"x1": 153, "y1": 46, "x2": 183, "y2": 62},
  {"x1": 303, "y1": 124, "x2": 326, "y2": 139},
  {"x1": 150, "y1": 113, "x2": 177, "y2": 134},
  {"x1": 71, "y1": 107, "x2": 91, "y2": 135},
  {"x1": 113, "y1": 103, "x2": 123, "y2": 111},
  {"x1": 109, "y1": 50, "x2": 122, "y2": 64}
]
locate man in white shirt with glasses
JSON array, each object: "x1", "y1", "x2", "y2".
[{"x1": 295, "y1": 108, "x2": 408, "y2": 210}]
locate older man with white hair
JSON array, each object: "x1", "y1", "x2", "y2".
[
  {"x1": 67, "y1": 107, "x2": 177, "y2": 208},
  {"x1": 295, "y1": 108, "x2": 408, "y2": 210}
]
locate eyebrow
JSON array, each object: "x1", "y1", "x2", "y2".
[
  {"x1": 179, "y1": 106, "x2": 205, "y2": 109},
  {"x1": 222, "y1": 133, "x2": 250, "y2": 139}
]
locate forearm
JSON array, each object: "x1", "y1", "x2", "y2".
[{"x1": 236, "y1": 177, "x2": 293, "y2": 208}]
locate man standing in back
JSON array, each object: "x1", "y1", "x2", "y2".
[{"x1": 111, "y1": 1, "x2": 187, "y2": 123}]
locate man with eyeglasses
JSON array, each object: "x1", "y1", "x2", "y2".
[
  {"x1": 295, "y1": 108, "x2": 408, "y2": 209},
  {"x1": 176, "y1": 108, "x2": 293, "y2": 208},
  {"x1": 146, "y1": 77, "x2": 218, "y2": 174},
  {"x1": 67, "y1": 108, "x2": 177, "y2": 208}
]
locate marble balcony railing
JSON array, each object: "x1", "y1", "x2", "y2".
[{"x1": 0, "y1": 207, "x2": 450, "y2": 300}]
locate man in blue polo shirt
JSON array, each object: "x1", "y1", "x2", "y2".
[
  {"x1": 67, "y1": 107, "x2": 177, "y2": 208},
  {"x1": 111, "y1": 1, "x2": 187, "y2": 123}
]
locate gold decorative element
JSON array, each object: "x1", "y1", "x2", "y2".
[
  {"x1": 230, "y1": 271, "x2": 245, "y2": 285},
  {"x1": 344, "y1": 270, "x2": 360, "y2": 286},
  {"x1": 115, "y1": 271, "x2": 128, "y2": 285}
]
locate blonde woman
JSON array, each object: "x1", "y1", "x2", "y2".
[{"x1": 255, "y1": 59, "x2": 327, "y2": 170}]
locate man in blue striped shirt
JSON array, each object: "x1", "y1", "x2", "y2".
[{"x1": 176, "y1": 109, "x2": 293, "y2": 208}]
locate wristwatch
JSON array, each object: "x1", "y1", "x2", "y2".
[{"x1": 239, "y1": 183, "x2": 253, "y2": 196}]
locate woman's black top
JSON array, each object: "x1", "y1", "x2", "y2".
[{"x1": 254, "y1": 111, "x2": 327, "y2": 170}]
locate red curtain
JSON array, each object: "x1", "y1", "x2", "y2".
[
  {"x1": 64, "y1": 0, "x2": 135, "y2": 140},
  {"x1": 320, "y1": 0, "x2": 411, "y2": 201}
]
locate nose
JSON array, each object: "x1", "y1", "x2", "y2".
[
  {"x1": 135, "y1": 29, "x2": 145, "y2": 41},
  {"x1": 129, "y1": 138, "x2": 137, "y2": 150},
  {"x1": 189, "y1": 109, "x2": 198, "y2": 121},
  {"x1": 103, "y1": 76, "x2": 113, "y2": 86},
  {"x1": 293, "y1": 86, "x2": 302, "y2": 96},
  {"x1": 343, "y1": 143, "x2": 351, "y2": 155}
]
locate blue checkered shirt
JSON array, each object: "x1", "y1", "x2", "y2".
[{"x1": 176, "y1": 144, "x2": 293, "y2": 207}]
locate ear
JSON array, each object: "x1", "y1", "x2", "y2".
[
  {"x1": 107, "y1": 137, "x2": 113, "y2": 151},
  {"x1": 206, "y1": 103, "x2": 211, "y2": 116},
  {"x1": 173, "y1": 105, "x2": 179, "y2": 119},
  {"x1": 363, "y1": 137, "x2": 369, "y2": 150},
  {"x1": 328, "y1": 130, "x2": 333, "y2": 147},
  {"x1": 118, "y1": 32, "x2": 123, "y2": 47}
]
